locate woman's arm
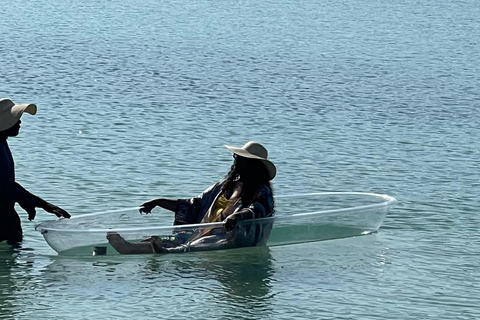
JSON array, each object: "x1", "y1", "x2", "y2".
[
  {"x1": 139, "y1": 182, "x2": 224, "y2": 224},
  {"x1": 14, "y1": 182, "x2": 70, "y2": 220},
  {"x1": 224, "y1": 185, "x2": 274, "y2": 231},
  {"x1": 224, "y1": 208, "x2": 255, "y2": 231},
  {"x1": 140, "y1": 198, "x2": 178, "y2": 214}
]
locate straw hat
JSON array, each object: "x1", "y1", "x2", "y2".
[
  {"x1": 0, "y1": 98, "x2": 37, "y2": 131},
  {"x1": 225, "y1": 141, "x2": 276, "y2": 180}
]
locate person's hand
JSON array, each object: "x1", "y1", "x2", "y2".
[
  {"x1": 139, "y1": 199, "x2": 157, "y2": 214},
  {"x1": 224, "y1": 213, "x2": 242, "y2": 231},
  {"x1": 41, "y1": 201, "x2": 71, "y2": 219},
  {"x1": 18, "y1": 202, "x2": 37, "y2": 221},
  {"x1": 28, "y1": 210, "x2": 36, "y2": 221},
  {"x1": 27, "y1": 208, "x2": 36, "y2": 221}
]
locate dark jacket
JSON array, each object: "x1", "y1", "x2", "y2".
[{"x1": 0, "y1": 139, "x2": 38, "y2": 243}]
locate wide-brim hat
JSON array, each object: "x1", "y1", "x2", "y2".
[
  {"x1": 0, "y1": 98, "x2": 37, "y2": 131},
  {"x1": 225, "y1": 141, "x2": 276, "y2": 180}
]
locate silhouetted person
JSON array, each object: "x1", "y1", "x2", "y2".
[{"x1": 0, "y1": 98, "x2": 70, "y2": 245}]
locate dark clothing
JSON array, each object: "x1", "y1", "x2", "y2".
[
  {"x1": 0, "y1": 139, "x2": 14, "y2": 181},
  {"x1": 0, "y1": 139, "x2": 38, "y2": 243},
  {"x1": 153, "y1": 180, "x2": 275, "y2": 253},
  {"x1": 174, "y1": 180, "x2": 274, "y2": 225}
]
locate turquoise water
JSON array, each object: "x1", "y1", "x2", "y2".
[{"x1": 1, "y1": 0, "x2": 479, "y2": 318}]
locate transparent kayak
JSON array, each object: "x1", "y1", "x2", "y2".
[{"x1": 35, "y1": 192, "x2": 397, "y2": 256}]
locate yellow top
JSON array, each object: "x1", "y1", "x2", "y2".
[{"x1": 204, "y1": 195, "x2": 235, "y2": 223}]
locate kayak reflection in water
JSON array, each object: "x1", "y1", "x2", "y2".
[{"x1": 107, "y1": 141, "x2": 276, "y2": 254}]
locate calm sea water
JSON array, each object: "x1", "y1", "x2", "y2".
[{"x1": 1, "y1": 0, "x2": 479, "y2": 319}]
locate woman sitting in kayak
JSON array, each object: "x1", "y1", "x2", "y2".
[{"x1": 107, "y1": 141, "x2": 276, "y2": 254}]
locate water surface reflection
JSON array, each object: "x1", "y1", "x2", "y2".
[{"x1": 26, "y1": 246, "x2": 274, "y2": 318}]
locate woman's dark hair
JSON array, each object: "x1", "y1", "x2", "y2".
[{"x1": 222, "y1": 156, "x2": 273, "y2": 206}]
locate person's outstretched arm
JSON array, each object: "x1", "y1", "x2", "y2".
[
  {"x1": 139, "y1": 198, "x2": 178, "y2": 214},
  {"x1": 14, "y1": 183, "x2": 70, "y2": 220}
]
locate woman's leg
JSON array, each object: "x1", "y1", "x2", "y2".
[{"x1": 106, "y1": 232, "x2": 155, "y2": 254}]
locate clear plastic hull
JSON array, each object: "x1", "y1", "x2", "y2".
[{"x1": 35, "y1": 192, "x2": 397, "y2": 256}]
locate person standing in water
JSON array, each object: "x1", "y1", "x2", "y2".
[
  {"x1": 0, "y1": 98, "x2": 70, "y2": 245},
  {"x1": 107, "y1": 141, "x2": 276, "y2": 254}
]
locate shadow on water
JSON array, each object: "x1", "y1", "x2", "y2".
[
  {"x1": 0, "y1": 244, "x2": 40, "y2": 319},
  {"x1": 0, "y1": 244, "x2": 275, "y2": 318},
  {"x1": 159, "y1": 246, "x2": 275, "y2": 303},
  {"x1": 0, "y1": 245, "x2": 17, "y2": 318}
]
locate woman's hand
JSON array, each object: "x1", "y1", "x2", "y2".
[
  {"x1": 40, "y1": 200, "x2": 71, "y2": 219},
  {"x1": 19, "y1": 202, "x2": 37, "y2": 221},
  {"x1": 224, "y1": 212, "x2": 243, "y2": 231},
  {"x1": 139, "y1": 199, "x2": 158, "y2": 214},
  {"x1": 139, "y1": 198, "x2": 178, "y2": 214}
]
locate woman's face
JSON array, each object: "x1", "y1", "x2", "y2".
[
  {"x1": 233, "y1": 155, "x2": 265, "y2": 183},
  {"x1": 233, "y1": 155, "x2": 249, "y2": 176},
  {"x1": 232, "y1": 153, "x2": 269, "y2": 184},
  {"x1": 4, "y1": 120, "x2": 21, "y2": 137}
]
